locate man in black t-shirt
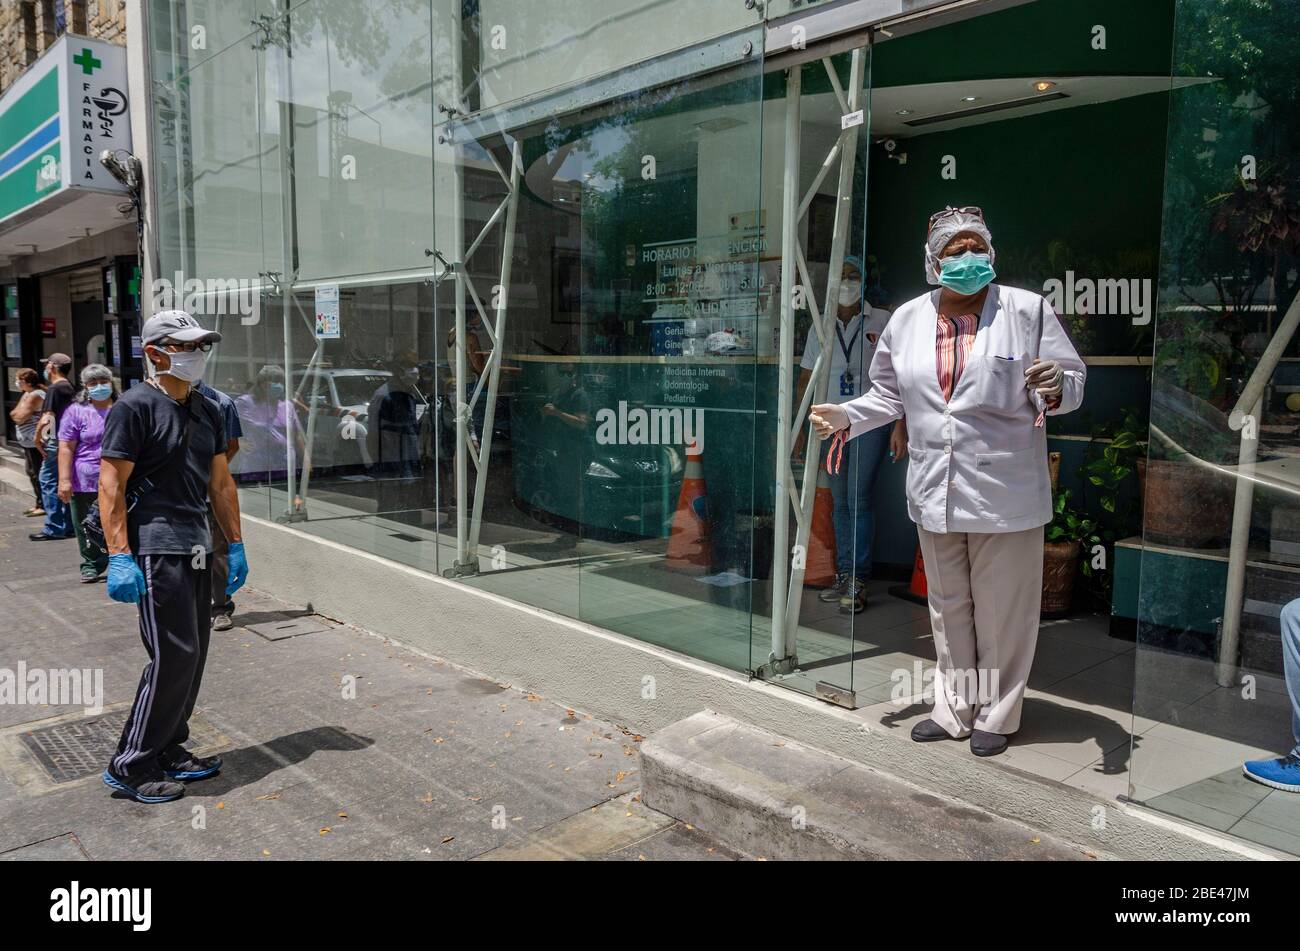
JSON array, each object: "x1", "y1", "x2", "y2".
[
  {"x1": 30, "y1": 353, "x2": 76, "y2": 541},
  {"x1": 98, "y1": 311, "x2": 249, "y2": 804}
]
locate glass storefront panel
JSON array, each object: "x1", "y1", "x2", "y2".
[
  {"x1": 465, "y1": 0, "x2": 764, "y2": 113},
  {"x1": 147, "y1": 0, "x2": 1300, "y2": 857},
  {"x1": 1134, "y1": 0, "x2": 1300, "y2": 855},
  {"x1": 434, "y1": 29, "x2": 770, "y2": 656},
  {"x1": 150, "y1": 22, "x2": 279, "y2": 522}
]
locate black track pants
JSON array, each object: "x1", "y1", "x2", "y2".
[{"x1": 111, "y1": 554, "x2": 213, "y2": 778}]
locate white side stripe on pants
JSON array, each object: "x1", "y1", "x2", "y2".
[{"x1": 114, "y1": 555, "x2": 159, "y2": 774}]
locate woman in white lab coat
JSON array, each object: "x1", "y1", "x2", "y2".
[{"x1": 810, "y1": 207, "x2": 1085, "y2": 756}]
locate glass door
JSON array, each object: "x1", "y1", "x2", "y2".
[
  {"x1": 1131, "y1": 0, "x2": 1300, "y2": 856},
  {"x1": 750, "y1": 43, "x2": 875, "y2": 706}
]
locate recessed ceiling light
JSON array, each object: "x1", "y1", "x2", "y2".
[
  {"x1": 896, "y1": 109, "x2": 913, "y2": 116},
  {"x1": 1033, "y1": 80, "x2": 1056, "y2": 92},
  {"x1": 960, "y1": 96, "x2": 978, "y2": 103}
]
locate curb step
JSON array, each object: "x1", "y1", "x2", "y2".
[{"x1": 640, "y1": 710, "x2": 1098, "y2": 861}]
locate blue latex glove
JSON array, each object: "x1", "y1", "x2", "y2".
[
  {"x1": 226, "y1": 541, "x2": 248, "y2": 597},
  {"x1": 107, "y1": 553, "x2": 147, "y2": 604}
]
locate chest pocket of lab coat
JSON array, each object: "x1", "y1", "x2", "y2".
[{"x1": 971, "y1": 355, "x2": 1031, "y2": 417}]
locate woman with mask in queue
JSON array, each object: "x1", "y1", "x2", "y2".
[
  {"x1": 9, "y1": 367, "x2": 47, "y2": 518},
  {"x1": 57, "y1": 364, "x2": 118, "y2": 582},
  {"x1": 809, "y1": 207, "x2": 1085, "y2": 757}
]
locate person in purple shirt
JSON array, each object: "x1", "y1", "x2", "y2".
[{"x1": 57, "y1": 364, "x2": 117, "y2": 581}]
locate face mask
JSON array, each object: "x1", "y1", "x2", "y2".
[
  {"x1": 838, "y1": 280, "x2": 863, "y2": 308},
  {"x1": 269, "y1": 383, "x2": 285, "y2": 399},
  {"x1": 937, "y1": 251, "x2": 996, "y2": 295},
  {"x1": 87, "y1": 383, "x2": 113, "y2": 401},
  {"x1": 404, "y1": 368, "x2": 419, "y2": 381},
  {"x1": 157, "y1": 348, "x2": 209, "y2": 383},
  {"x1": 43, "y1": 368, "x2": 51, "y2": 383}
]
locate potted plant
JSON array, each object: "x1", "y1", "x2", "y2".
[
  {"x1": 1043, "y1": 488, "x2": 1100, "y2": 618},
  {"x1": 1077, "y1": 407, "x2": 1146, "y2": 604}
]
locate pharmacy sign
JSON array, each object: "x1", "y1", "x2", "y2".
[{"x1": 0, "y1": 35, "x2": 131, "y2": 228}]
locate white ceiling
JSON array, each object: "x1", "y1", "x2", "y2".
[
  {"x1": 866, "y1": 74, "x2": 1212, "y2": 137},
  {"x1": 0, "y1": 189, "x2": 133, "y2": 267}
]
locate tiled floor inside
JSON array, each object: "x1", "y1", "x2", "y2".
[{"x1": 248, "y1": 484, "x2": 1300, "y2": 856}]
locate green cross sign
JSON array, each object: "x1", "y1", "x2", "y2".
[{"x1": 72, "y1": 48, "x2": 101, "y2": 75}]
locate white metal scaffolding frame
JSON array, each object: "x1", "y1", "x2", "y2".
[
  {"x1": 439, "y1": 130, "x2": 524, "y2": 577},
  {"x1": 763, "y1": 47, "x2": 868, "y2": 679}
]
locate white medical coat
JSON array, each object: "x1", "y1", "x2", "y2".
[{"x1": 840, "y1": 283, "x2": 1085, "y2": 534}]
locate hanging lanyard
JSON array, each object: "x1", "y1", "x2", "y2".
[{"x1": 835, "y1": 317, "x2": 862, "y2": 369}]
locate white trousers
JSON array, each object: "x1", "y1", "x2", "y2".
[{"x1": 916, "y1": 524, "x2": 1044, "y2": 737}]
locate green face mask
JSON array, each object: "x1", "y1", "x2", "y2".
[{"x1": 938, "y1": 251, "x2": 995, "y2": 295}]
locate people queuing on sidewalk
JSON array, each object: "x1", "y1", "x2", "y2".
[
  {"x1": 57, "y1": 364, "x2": 118, "y2": 583},
  {"x1": 8, "y1": 367, "x2": 46, "y2": 518},
  {"x1": 30, "y1": 354, "x2": 77, "y2": 542}
]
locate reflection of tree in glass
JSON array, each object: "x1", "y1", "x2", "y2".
[{"x1": 1160, "y1": 0, "x2": 1300, "y2": 356}]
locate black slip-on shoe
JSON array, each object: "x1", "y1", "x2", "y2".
[
  {"x1": 970, "y1": 729, "x2": 1011, "y2": 757},
  {"x1": 910, "y1": 718, "x2": 959, "y2": 742}
]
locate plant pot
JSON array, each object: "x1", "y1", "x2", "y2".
[
  {"x1": 1139, "y1": 457, "x2": 1231, "y2": 548},
  {"x1": 1042, "y1": 539, "x2": 1081, "y2": 618}
]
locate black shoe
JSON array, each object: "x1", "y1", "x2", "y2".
[
  {"x1": 80, "y1": 568, "x2": 100, "y2": 583},
  {"x1": 29, "y1": 531, "x2": 72, "y2": 541},
  {"x1": 160, "y1": 747, "x2": 223, "y2": 781},
  {"x1": 970, "y1": 729, "x2": 1011, "y2": 757},
  {"x1": 818, "y1": 573, "x2": 849, "y2": 602},
  {"x1": 102, "y1": 768, "x2": 185, "y2": 803},
  {"x1": 910, "y1": 718, "x2": 957, "y2": 742},
  {"x1": 838, "y1": 576, "x2": 868, "y2": 614}
]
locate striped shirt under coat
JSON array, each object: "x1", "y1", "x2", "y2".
[{"x1": 839, "y1": 283, "x2": 1085, "y2": 534}]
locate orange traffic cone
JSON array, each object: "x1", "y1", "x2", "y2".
[
  {"x1": 889, "y1": 544, "x2": 928, "y2": 605},
  {"x1": 665, "y1": 441, "x2": 712, "y2": 572},
  {"x1": 803, "y1": 465, "x2": 837, "y2": 588}
]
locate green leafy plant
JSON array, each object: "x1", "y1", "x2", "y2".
[
  {"x1": 1075, "y1": 407, "x2": 1146, "y2": 603},
  {"x1": 1047, "y1": 488, "x2": 1101, "y2": 576}
]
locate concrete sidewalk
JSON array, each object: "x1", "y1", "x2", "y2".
[{"x1": 0, "y1": 483, "x2": 739, "y2": 861}]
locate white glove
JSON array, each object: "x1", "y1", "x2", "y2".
[
  {"x1": 1024, "y1": 358, "x2": 1064, "y2": 401},
  {"x1": 809, "y1": 403, "x2": 849, "y2": 440}
]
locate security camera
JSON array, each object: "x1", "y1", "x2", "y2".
[
  {"x1": 99, "y1": 149, "x2": 140, "y2": 190},
  {"x1": 882, "y1": 139, "x2": 897, "y2": 153}
]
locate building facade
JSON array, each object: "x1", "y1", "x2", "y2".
[
  {"x1": 0, "y1": 0, "x2": 141, "y2": 438},
  {"x1": 132, "y1": 0, "x2": 1300, "y2": 858}
]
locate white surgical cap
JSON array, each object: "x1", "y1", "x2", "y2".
[{"x1": 924, "y1": 208, "x2": 995, "y2": 285}]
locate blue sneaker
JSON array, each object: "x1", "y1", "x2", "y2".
[
  {"x1": 102, "y1": 768, "x2": 185, "y2": 803},
  {"x1": 161, "y1": 749, "x2": 222, "y2": 781},
  {"x1": 1242, "y1": 754, "x2": 1300, "y2": 792}
]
